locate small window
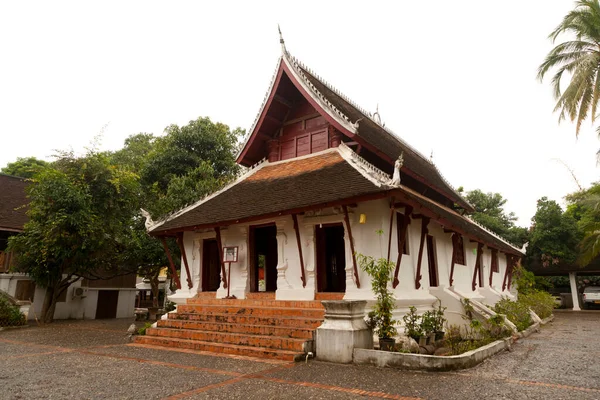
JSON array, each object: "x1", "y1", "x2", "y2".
[
  {"x1": 491, "y1": 249, "x2": 499, "y2": 273},
  {"x1": 396, "y1": 213, "x2": 409, "y2": 255},
  {"x1": 15, "y1": 280, "x2": 35, "y2": 301},
  {"x1": 453, "y1": 234, "x2": 466, "y2": 265},
  {"x1": 56, "y1": 287, "x2": 68, "y2": 303}
]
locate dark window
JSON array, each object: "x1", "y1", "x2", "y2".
[
  {"x1": 453, "y1": 234, "x2": 466, "y2": 265},
  {"x1": 491, "y1": 249, "x2": 499, "y2": 273},
  {"x1": 396, "y1": 213, "x2": 409, "y2": 255}
]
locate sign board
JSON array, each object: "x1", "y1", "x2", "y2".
[{"x1": 223, "y1": 246, "x2": 238, "y2": 263}]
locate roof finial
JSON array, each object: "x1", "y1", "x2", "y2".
[
  {"x1": 372, "y1": 104, "x2": 382, "y2": 125},
  {"x1": 278, "y1": 24, "x2": 286, "y2": 54}
]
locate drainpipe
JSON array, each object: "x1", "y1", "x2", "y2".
[{"x1": 568, "y1": 272, "x2": 581, "y2": 311}]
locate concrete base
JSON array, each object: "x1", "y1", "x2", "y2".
[{"x1": 316, "y1": 300, "x2": 373, "y2": 364}]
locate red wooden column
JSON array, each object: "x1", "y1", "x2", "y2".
[
  {"x1": 414, "y1": 217, "x2": 430, "y2": 290},
  {"x1": 386, "y1": 200, "x2": 395, "y2": 262},
  {"x1": 160, "y1": 236, "x2": 182, "y2": 290},
  {"x1": 214, "y1": 227, "x2": 228, "y2": 289},
  {"x1": 489, "y1": 248, "x2": 498, "y2": 287},
  {"x1": 175, "y1": 233, "x2": 193, "y2": 289},
  {"x1": 393, "y1": 206, "x2": 412, "y2": 288},
  {"x1": 449, "y1": 233, "x2": 459, "y2": 286},
  {"x1": 342, "y1": 205, "x2": 360, "y2": 289},
  {"x1": 292, "y1": 214, "x2": 306, "y2": 287},
  {"x1": 502, "y1": 254, "x2": 512, "y2": 291},
  {"x1": 472, "y1": 242, "x2": 484, "y2": 291}
]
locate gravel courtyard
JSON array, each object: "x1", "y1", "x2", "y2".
[{"x1": 0, "y1": 311, "x2": 598, "y2": 400}]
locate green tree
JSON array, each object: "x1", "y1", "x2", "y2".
[
  {"x1": 528, "y1": 197, "x2": 582, "y2": 267},
  {"x1": 7, "y1": 151, "x2": 140, "y2": 323},
  {"x1": 110, "y1": 133, "x2": 156, "y2": 173},
  {"x1": 461, "y1": 188, "x2": 528, "y2": 246},
  {"x1": 538, "y1": 0, "x2": 600, "y2": 137},
  {"x1": 1, "y1": 157, "x2": 50, "y2": 178},
  {"x1": 565, "y1": 183, "x2": 600, "y2": 265}
]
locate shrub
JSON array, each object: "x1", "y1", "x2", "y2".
[
  {"x1": 0, "y1": 295, "x2": 26, "y2": 327},
  {"x1": 519, "y1": 290, "x2": 555, "y2": 319},
  {"x1": 402, "y1": 306, "x2": 423, "y2": 340},
  {"x1": 137, "y1": 322, "x2": 154, "y2": 335},
  {"x1": 493, "y1": 297, "x2": 532, "y2": 331}
]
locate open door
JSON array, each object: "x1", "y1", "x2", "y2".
[
  {"x1": 249, "y1": 224, "x2": 278, "y2": 292},
  {"x1": 202, "y1": 239, "x2": 221, "y2": 292},
  {"x1": 316, "y1": 224, "x2": 346, "y2": 293}
]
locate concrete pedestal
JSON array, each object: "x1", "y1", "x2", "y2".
[
  {"x1": 569, "y1": 272, "x2": 581, "y2": 311},
  {"x1": 316, "y1": 300, "x2": 372, "y2": 364}
]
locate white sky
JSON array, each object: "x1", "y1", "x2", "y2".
[{"x1": 1, "y1": 1, "x2": 597, "y2": 227}]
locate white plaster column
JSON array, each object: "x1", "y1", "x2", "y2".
[
  {"x1": 569, "y1": 272, "x2": 581, "y2": 311},
  {"x1": 191, "y1": 238, "x2": 201, "y2": 292},
  {"x1": 275, "y1": 219, "x2": 291, "y2": 290},
  {"x1": 342, "y1": 217, "x2": 361, "y2": 299},
  {"x1": 232, "y1": 226, "x2": 249, "y2": 298},
  {"x1": 303, "y1": 223, "x2": 316, "y2": 293}
]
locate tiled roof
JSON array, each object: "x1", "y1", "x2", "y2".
[
  {"x1": 150, "y1": 149, "x2": 392, "y2": 234},
  {"x1": 149, "y1": 147, "x2": 523, "y2": 255},
  {"x1": 285, "y1": 53, "x2": 473, "y2": 212},
  {"x1": 0, "y1": 174, "x2": 28, "y2": 231}
]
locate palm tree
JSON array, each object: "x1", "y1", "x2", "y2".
[
  {"x1": 538, "y1": 0, "x2": 600, "y2": 136},
  {"x1": 538, "y1": 1, "x2": 600, "y2": 266}
]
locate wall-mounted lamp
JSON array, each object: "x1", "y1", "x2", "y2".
[{"x1": 359, "y1": 214, "x2": 367, "y2": 224}]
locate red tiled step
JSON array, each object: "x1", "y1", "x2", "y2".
[
  {"x1": 315, "y1": 292, "x2": 344, "y2": 300},
  {"x1": 176, "y1": 304, "x2": 325, "y2": 319},
  {"x1": 146, "y1": 327, "x2": 311, "y2": 352},
  {"x1": 186, "y1": 298, "x2": 324, "y2": 309},
  {"x1": 135, "y1": 335, "x2": 305, "y2": 361},
  {"x1": 158, "y1": 319, "x2": 315, "y2": 339},
  {"x1": 193, "y1": 291, "x2": 217, "y2": 299},
  {"x1": 245, "y1": 292, "x2": 276, "y2": 300},
  {"x1": 168, "y1": 312, "x2": 323, "y2": 329}
]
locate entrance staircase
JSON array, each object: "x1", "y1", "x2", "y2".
[{"x1": 135, "y1": 292, "x2": 329, "y2": 361}]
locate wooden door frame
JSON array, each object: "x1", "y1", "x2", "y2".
[
  {"x1": 201, "y1": 238, "x2": 219, "y2": 292},
  {"x1": 315, "y1": 222, "x2": 345, "y2": 293},
  {"x1": 248, "y1": 223, "x2": 277, "y2": 293}
]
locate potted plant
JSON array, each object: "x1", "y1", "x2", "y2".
[
  {"x1": 357, "y1": 253, "x2": 397, "y2": 351},
  {"x1": 402, "y1": 306, "x2": 426, "y2": 346},
  {"x1": 420, "y1": 310, "x2": 436, "y2": 344},
  {"x1": 433, "y1": 302, "x2": 447, "y2": 341}
]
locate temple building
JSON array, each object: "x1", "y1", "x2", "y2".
[{"x1": 139, "y1": 37, "x2": 524, "y2": 360}]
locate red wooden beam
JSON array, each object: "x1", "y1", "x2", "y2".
[
  {"x1": 160, "y1": 237, "x2": 182, "y2": 290},
  {"x1": 214, "y1": 227, "x2": 228, "y2": 289},
  {"x1": 342, "y1": 205, "x2": 360, "y2": 289},
  {"x1": 386, "y1": 198, "x2": 395, "y2": 263},
  {"x1": 415, "y1": 217, "x2": 430, "y2": 289},
  {"x1": 472, "y1": 242, "x2": 484, "y2": 291},
  {"x1": 292, "y1": 213, "x2": 306, "y2": 288},
  {"x1": 176, "y1": 233, "x2": 193, "y2": 289},
  {"x1": 393, "y1": 206, "x2": 412, "y2": 288}
]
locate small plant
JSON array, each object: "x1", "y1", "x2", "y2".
[
  {"x1": 163, "y1": 300, "x2": 176, "y2": 313},
  {"x1": 358, "y1": 253, "x2": 397, "y2": 339},
  {"x1": 420, "y1": 310, "x2": 436, "y2": 336},
  {"x1": 493, "y1": 297, "x2": 532, "y2": 331},
  {"x1": 402, "y1": 306, "x2": 423, "y2": 340},
  {"x1": 137, "y1": 322, "x2": 153, "y2": 335},
  {"x1": 432, "y1": 301, "x2": 447, "y2": 333},
  {"x1": 0, "y1": 294, "x2": 26, "y2": 327}
]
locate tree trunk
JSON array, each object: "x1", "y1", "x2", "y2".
[
  {"x1": 150, "y1": 273, "x2": 160, "y2": 308},
  {"x1": 40, "y1": 286, "x2": 56, "y2": 324}
]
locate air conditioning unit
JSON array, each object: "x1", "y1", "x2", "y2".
[{"x1": 72, "y1": 287, "x2": 88, "y2": 299}]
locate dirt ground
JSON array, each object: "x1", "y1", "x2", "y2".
[{"x1": 0, "y1": 311, "x2": 598, "y2": 399}]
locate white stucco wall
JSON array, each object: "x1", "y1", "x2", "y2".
[{"x1": 171, "y1": 198, "x2": 520, "y2": 318}]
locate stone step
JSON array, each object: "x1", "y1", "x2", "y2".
[
  {"x1": 135, "y1": 335, "x2": 305, "y2": 361},
  {"x1": 194, "y1": 291, "x2": 217, "y2": 299},
  {"x1": 168, "y1": 312, "x2": 323, "y2": 329},
  {"x1": 146, "y1": 327, "x2": 310, "y2": 352},
  {"x1": 158, "y1": 319, "x2": 315, "y2": 339},
  {"x1": 176, "y1": 304, "x2": 325, "y2": 319},
  {"x1": 186, "y1": 298, "x2": 324, "y2": 309}
]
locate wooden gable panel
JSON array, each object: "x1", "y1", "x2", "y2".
[
  {"x1": 280, "y1": 139, "x2": 296, "y2": 160},
  {"x1": 297, "y1": 135, "x2": 310, "y2": 156},
  {"x1": 311, "y1": 129, "x2": 328, "y2": 153}
]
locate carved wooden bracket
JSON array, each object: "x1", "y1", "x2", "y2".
[
  {"x1": 176, "y1": 233, "x2": 193, "y2": 289},
  {"x1": 215, "y1": 226, "x2": 227, "y2": 289},
  {"x1": 342, "y1": 205, "x2": 360, "y2": 289},
  {"x1": 292, "y1": 214, "x2": 306, "y2": 288},
  {"x1": 415, "y1": 216, "x2": 430, "y2": 290},
  {"x1": 472, "y1": 242, "x2": 484, "y2": 291},
  {"x1": 393, "y1": 206, "x2": 412, "y2": 288},
  {"x1": 160, "y1": 236, "x2": 182, "y2": 290}
]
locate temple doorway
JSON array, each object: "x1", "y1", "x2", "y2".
[
  {"x1": 249, "y1": 224, "x2": 278, "y2": 292},
  {"x1": 202, "y1": 239, "x2": 221, "y2": 292},
  {"x1": 316, "y1": 224, "x2": 346, "y2": 293}
]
